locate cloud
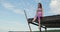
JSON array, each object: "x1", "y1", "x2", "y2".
[
  {"x1": 1, "y1": 1, "x2": 24, "y2": 14},
  {"x1": 13, "y1": 9, "x2": 24, "y2": 14},
  {"x1": 49, "y1": 0, "x2": 60, "y2": 15},
  {"x1": 34, "y1": 0, "x2": 41, "y2": 3},
  {"x1": 0, "y1": 20, "x2": 29, "y2": 31},
  {"x1": 2, "y1": 3, "x2": 14, "y2": 9}
]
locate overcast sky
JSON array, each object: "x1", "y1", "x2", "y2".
[{"x1": 0, "y1": 0, "x2": 60, "y2": 32}]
